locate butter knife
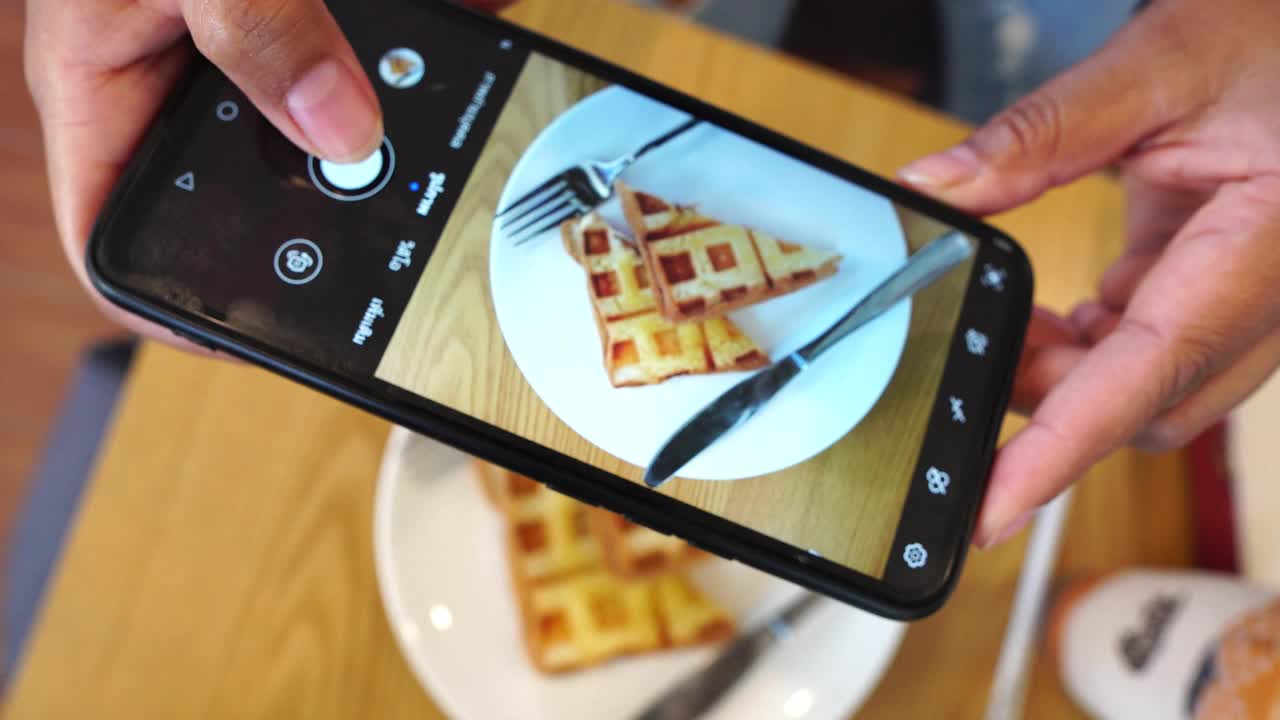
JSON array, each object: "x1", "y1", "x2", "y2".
[
  {"x1": 631, "y1": 593, "x2": 823, "y2": 720},
  {"x1": 644, "y1": 230, "x2": 974, "y2": 489}
]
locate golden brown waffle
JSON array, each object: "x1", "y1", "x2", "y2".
[
  {"x1": 560, "y1": 213, "x2": 655, "y2": 322},
  {"x1": 618, "y1": 182, "x2": 842, "y2": 322},
  {"x1": 562, "y1": 213, "x2": 767, "y2": 387},
  {"x1": 479, "y1": 462, "x2": 600, "y2": 583},
  {"x1": 514, "y1": 559, "x2": 734, "y2": 673},
  {"x1": 653, "y1": 574, "x2": 735, "y2": 646},
  {"x1": 518, "y1": 568, "x2": 663, "y2": 672},
  {"x1": 589, "y1": 508, "x2": 705, "y2": 578},
  {"x1": 753, "y1": 230, "x2": 843, "y2": 297},
  {"x1": 476, "y1": 462, "x2": 735, "y2": 673},
  {"x1": 475, "y1": 456, "x2": 530, "y2": 510}
]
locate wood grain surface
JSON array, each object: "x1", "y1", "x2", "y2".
[
  {"x1": 5, "y1": 1, "x2": 1194, "y2": 718},
  {"x1": 375, "y1": 51, "x2": 972, "y2": 577}
]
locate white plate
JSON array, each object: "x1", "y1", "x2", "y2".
[
  {"x1": 490, "y1": 86, "x2": 910, "y2": 481},
  {"x1": 374, "y1": 427, "x2": 906, "y2": 720}
]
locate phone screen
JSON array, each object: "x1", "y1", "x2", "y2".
[{"x1": 93, "y1": 2, "x2": 1029, "y2": 607}]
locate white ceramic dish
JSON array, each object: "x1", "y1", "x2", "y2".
[
  {"x1": 489, "y1": 86, "x2": 910, "y2": 481},
  {"x1": 373, "y1": 427, "x2": 906, "y2": 720}
]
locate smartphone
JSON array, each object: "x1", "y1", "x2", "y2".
[{"x1": 87, "y1": 0, "x2": 1032, "y2": 619}]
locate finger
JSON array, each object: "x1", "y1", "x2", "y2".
[
  {"x1": 1011, "y1": 345, "x2": 1087, "y2": 416},
  {"x1": 1068, "y1": 301, "x2": 1121, "y2": 346},
  {"x1": 1095, "y1": 176, "x2": 1212, "y2": 310},
  {"x1": 1098, "y1": 253, "x2": 1160, "y2": 311},
  {"x1": 897, "y1": 4, "x2": 1207, "y2": 215},
  {"x1": 1135, "y1": 326, "x2": 1280, "y2": 452},
  {"x1": 86, "y1": 289, "x2": 223, "y2": 360},
  {"x1": 976, "y1": 183, "x2": 1280, "y2": 547},
  {"x1": 181, "y1": 0, "x2": 382, "y2": 162},
  {"x1": 1122, "y1": 174, "x2": 1214, "y2": 255},
  {"x1": 1010, "y1": 307, "x2": 1085, "y2": 413},
  {"x1": 1027, "y1": 306, "x2": 1082, "y2": 348},
  {"x1": 36, "y1": 52, "x2": 196, "y2": 288}
]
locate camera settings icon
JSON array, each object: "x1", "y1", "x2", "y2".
[{"x1": 903, "y1": 543, "x2": 929, "y2": 569}]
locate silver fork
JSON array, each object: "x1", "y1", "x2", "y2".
[{"x1": 496, "y1": 117, "x2": 701, "y2": 245}]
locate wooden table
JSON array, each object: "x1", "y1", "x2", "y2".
[{"x1": 5, "y1": 2, "x2": 1194, "y2": 717}]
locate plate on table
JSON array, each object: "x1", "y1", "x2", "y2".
[
  {"x1": 373, "y1": 427, "x2": 906, "y2": 720},
  {"x1": 489, "y1": 86, "x2": 910, "y2": 481}
]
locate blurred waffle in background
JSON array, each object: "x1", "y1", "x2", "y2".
[{"x1": 475, "y1": 461, "x2": 734, "y2": 674}]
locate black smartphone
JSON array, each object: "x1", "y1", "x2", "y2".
[{"x1": 87, "y1": 0, "x2": 1032, "y2": 619}]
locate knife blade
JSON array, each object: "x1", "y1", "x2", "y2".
[
  {"x1": 644, "y1": 357, "x2": 802, "y2": 488},
  {"x1": 631, "y1": 593, "x2": 823, "y2": 720},
  {"x1": 644, "y1": 230, "x2": 974, "y2": 489}
]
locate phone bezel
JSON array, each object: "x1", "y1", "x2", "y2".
[{"x1": 85, "y1": 0, "x2": 1033, "y2": 620}]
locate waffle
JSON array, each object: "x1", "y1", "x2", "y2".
[
  {"x1": 652, "y1": 574, "x2": 735, "y2": 646},
  {"x1": 479, "y1": 462, "x2": 600, "y2": 582},
  {"x1": 560, "y1": 212, "x2": 654, "y2": 322},
  {"x1": 562, "y1": 213, "x2": 768, "y2": 387},
  {"x1": 618, "y1": 182, "x2": 842, "y2": 322},
  {"x1": 515, "y1": 565, "x2": 734, "y2": 673},
  {"x1": 589, "y1": 508, "x2": 705, "y2": 578},
  {"x1": 475, "y1": 456, "x2": 530, "y2": 510},
  {"x1": 518, "y1": 568, "x2": 661, "y2": 671},
  {"x1": 476, "y1": 462, "x2": 735, "y2": 673}
]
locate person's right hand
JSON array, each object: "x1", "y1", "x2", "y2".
[
  {"x1": 898, "y1": 0, "x2": 1280, "y2": 547},
  {"x1": 26, "y1": 0, "x2": 515, "y2": 349}
]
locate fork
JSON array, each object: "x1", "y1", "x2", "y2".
[{"x1": 497, "y1": 117, "x2": 701, "y2": 245}]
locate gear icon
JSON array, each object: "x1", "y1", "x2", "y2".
[
  {"x1": 926, "y1": 467, "x2": 950, "y2": 495},
  {"x1": 903, "y1": 543, "x2": 928, "y2": 569}
]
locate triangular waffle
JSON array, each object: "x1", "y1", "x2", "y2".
[
  {"x1": 476, "y1": 462, "x2": 735, "y2": 673},
  {"x1": 618, "y1": 182, "x2": 842, "y2": 322},
  {"x1": 588, "y1": 509, "x2": 705, "y2": 579},
  {"x1": 652, "y1": 574, "x2": 737, "y2": 646},
  {"x1": 488, "y1": 465, "x2": 601, "y2": 583},
  {"x1": 562, "y1": 213, "x2": 768, "y2": 387}
]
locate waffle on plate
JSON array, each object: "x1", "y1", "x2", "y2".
[
  {"x1": 477, "y1": 462, "x2": 735, "y2": 673},
  {"x1": 562, "y1": 213, "x2": 768, "y2": 387},
  {"x1": 618, "y1": 182, "x2": 842, "y2": 323},
  {"x1": 588, "y1": 508, "x2": 705, "y2": 579}
]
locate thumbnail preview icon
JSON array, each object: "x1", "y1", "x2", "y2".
[{"x1": 379, "y1": 48, "x2": 425, "y2": 89}]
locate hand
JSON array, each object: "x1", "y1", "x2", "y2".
[
  {"x1": 26, "y1": 0, "x2": 516, "y2": 349},
  {"x1": 899, "y1": 0, "x2": 1280, "y2": 547}
]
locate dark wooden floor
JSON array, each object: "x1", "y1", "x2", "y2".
[{"x1": 0, "y1": 0, "x2": 122, "y2": 569}]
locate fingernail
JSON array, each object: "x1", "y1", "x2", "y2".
[
  {"x1": 287, "y1": 59, "x2": 382, "y2": 162},
  {"x1": 898, "y1": 145, "x2": 982, "y2": 191},
  {"x1": 980, "y1": 509, "x2": 1037, "y2": 549}
]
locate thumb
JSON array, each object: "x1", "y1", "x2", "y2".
[
  {"x1": 183, "y1": 0, "x2": 382, "y2": 163},
  {"x1": 898, "y1": 6, "x2": 1199, "y2": 215}
]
